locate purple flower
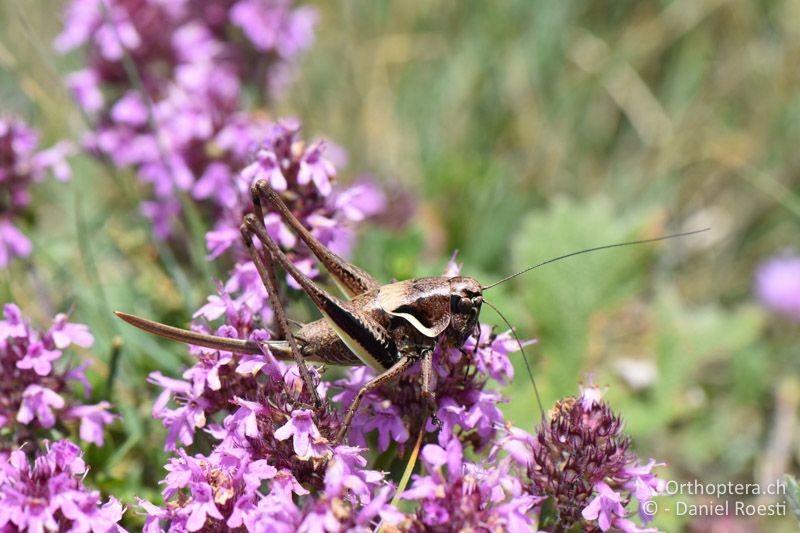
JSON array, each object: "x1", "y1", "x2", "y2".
[
  {"x1": 755, "y1": 255, "x2": 800, "y2": 321},
  {"x1": 186, "y1": 483, "x2": 225, "y2": 530},
  {"x1": 241, "y1": 148, "x2": 288, "y2": 191},
  {"x1": 230, "y1": 0, "x2": 317, "y2": 57},
  {"x1": 519, "y1": 382, "x2": 666, "y2": 532},
  {"x1": 0, "y1": 219, "x2": 32, "y2": 266},
  {"x1": 57, "y1": 0, "x2": 319, "y2": 238},
  {"x1": 402, "y1": 436, "x2": 539, "y2": 531},
  {"x1": 67, "y1": 401, "x2": 116, "y2": 446},
  {"x1": 332, "y1": 179, "x2": 387, "y2": 222},
  {"x1": 16, "y1": 384, "x2": 65, "y2": 427},
  {"x1": 297, "y1": 140, "x2": 336, "y2": 195},
  {"x1": 16, "y1": 342, "x2": 62, "y2": 376},
  {"x1": 0, "y1": 303, "x2": 28, "y2": 339},
  {"x1": 582, "y1": 482, "x2": 627, "y2": 531},
  {"x1": 148, "y1": 371, "x2": 209, "y2": 450},
  {"x1": 363, "y1": 402, "x2": 410, "y2": 451},
  {"x1": 66, "y1": 69, "x2": 104, "y2": 113},
  {"x1": 48, "y1": 313, "x2": 95, "y2": 349},
  {"x1": 274, "y1": 409, "x2": 332, "y2": 460}
]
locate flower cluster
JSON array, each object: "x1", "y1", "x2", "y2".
[
  {"x1": 524, "y1": 382, "x2": 665, "y2": 532},
  {"x1": 0, "y1": 303, "x2": 114, "y2": 447},
  {"x1": 56, "y1": 0, "x2": 318, "y2": 237},
  {"x1": 755, "y1": 255, "x2": 800, "y2": 322},
  {"x1": 142, "y1": 346, "x2": 405, "y2": 530},
  {"x1": 0, "y1": 440, "x2": 125, "y2": 532},
  {"x1": 401, "y1": 437, "x2": 541, "y2": 531},
  {"x1": 402, "y1": 382, "x2": 666, "y2": 533},
  {"x1": 140, "y1": 443, "x2": 400, "y2": 531},
  {"x1": 0, "y1": 118, "x2": 72, "y2": 267}
]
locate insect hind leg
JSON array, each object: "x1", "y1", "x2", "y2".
[
  {"x1": 251, "y1": 180, "x2": 380, "y2": 298},
  {"x1": 240, "y1": 217, "x2": 321, "y2": 407}
]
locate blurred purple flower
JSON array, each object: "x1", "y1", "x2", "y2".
[
  {"x1": 755, "y1": 255, "x2": 800, "y2": 321},
  {"x1": 49, "y1": 312, "x2": 95, "y2": 349},
  {"x1": 0, "y1": 118, "x2": 73, "y2": 267},
  {"x1": 297, "y1": 140, "x2": 335, "y2": 195},
  {"x1": 68, "y1": 401, "x2": 116, "y2": 446}
]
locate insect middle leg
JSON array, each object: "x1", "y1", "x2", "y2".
[
  {"x1": 240, "y1": 219, "x2": 321, "y2": 407},
  {"x1": 334, "y1": 355, "x2": 414, "y2": 446}
]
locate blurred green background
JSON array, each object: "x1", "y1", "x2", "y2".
[{"x1": 2, "y1": 0, "x2": 799, "y2": 530}]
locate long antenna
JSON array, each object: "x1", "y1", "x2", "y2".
[
  {"x1": 482, "y1": 228, "x2": 709, "y2": 290},
  {"x1": 482, "y1": 299, "x2": 546, "y2": 422}
]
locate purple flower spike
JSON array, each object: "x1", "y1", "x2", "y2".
[
  {"x1": 57, "y1": 0, "x2": 319, "y2": 238},
  {"x1": 520, "y1": 382, "x2": 667, "y2": 531}
]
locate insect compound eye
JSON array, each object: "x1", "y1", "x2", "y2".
[{"x1": 457, "y1": 297, "x2": 473, "y2": 313}]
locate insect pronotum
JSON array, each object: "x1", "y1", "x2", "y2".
[{"x1": 116, "y1": 180, "x2": 707, "y2": 444}]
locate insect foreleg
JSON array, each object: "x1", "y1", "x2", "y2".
[
  {"x1": 251, "y1": 180, "x2": 380, "y2": 298},
  {"x1": 334, "y1": 355, "x2": 414, "y2": 446},
  {"x1": 241, "y1": 218, "x2": 321, "y2": 407}
]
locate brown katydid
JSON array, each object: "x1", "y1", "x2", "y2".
[{"x1": 116, "y1": 180, "x2": 707, "y2": 445}]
